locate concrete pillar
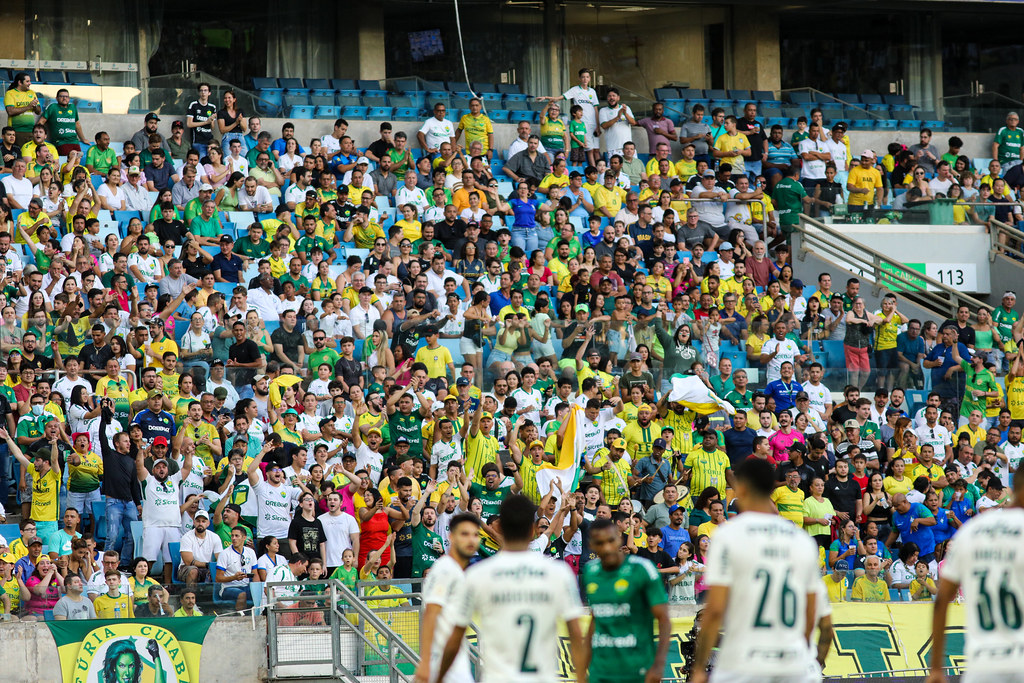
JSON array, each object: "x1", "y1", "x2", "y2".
[
  {"x1": 0, "y1": 0, "x2": 26, "y2": 60},
  {"x1": 357, "y1": 6, "x2": 386, "y2": 81},
  {"x1": 731, "y1": 10, "x2": 781, "y2": 93}
]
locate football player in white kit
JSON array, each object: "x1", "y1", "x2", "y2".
[
  {"x1": 691, "y1": 458, "x2": 820, "y2": 683},
  {"x1": 437, "y1": 494, "x2": 586, "y2": 683},
  {"x1": 414, "y1": 512, "x2": 481, "y2": 683},
  {"x1": 807, "y1": 577, "x2": 834, "y2": 681},
  {"x1": 928, "y1": 468, "x2": 1024, "y2": 683}
]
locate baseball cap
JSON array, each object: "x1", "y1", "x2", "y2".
[
  {"x1": 612, "y1": 438, "x2": 628, "y2": 449},
  {"x1": 668, "y1": 504, "x2": 682, "y2": 513},
  {"x1": 639, "y1": 404, "x2": 653, "y2": 412},
  {"x1": 252, "y1": 374, "x2": 267, "y2": 383},
  {"x1": 213, "y1": 387, "x2": 228, "y2": 400},
  {"x1": 356, "y1": 156, "x2": 370, "y2": 165},
  {"x1": 791, "y1": 279, "x2": 804, "y2": 290},
  {"x1": 718, "y1": 241, "x2": 733, "y2": 251},
  {"x1": 588, "y1": 348, "x2": 601, "y2": 357},
  {"x1": 568, "y1": 170, "x2": 582, "y2": 179},
  {"x1": 144, "y1": 112, "x2": 161, "y2": 122},
  {"x1": 152, "y1": 436, "x2": 169, "y2": 447},
  {"x1": 128, "y1": 166, "x2": 141, "y2": 176},
  {"x1": 193, "y1": 510, "x2": 210, "y2": 520},
  {"x1": 834, "y1": 559, "x2": 850, "y2": 572},
  {"x1": 456, "y1": 377, "x2": 470, "y2": 386},
  {"x1": 795, "y1": 391, "x2": 809, "y2": 400},
  {"x1": 861, "y1": 149, "x2": 876, "y2": 159},
  {"x1": 481, "y1": 412, "x2": 494, "y2": 419},
  {"x1": 431, "y1": 401, "x2": 445, "y2": 412},
  {"x1": 395, "y1": 436, "x2": 410, "y2": 445},
  {"x1": 219, "y1": 234, "x2": 234, "y2": 243},
  {"x1": 653, "y1": 437, "x2": 668, "y2": 449},
  {"x1": 200, "y1": 183, "x2": 214, "y2": 192},
  {"x1": 575, "y1": 303, "x2": 589, "y2": 314},
  {"x1": 0, "y1": 552, "x2": 15, "y2": 563},
  {"x1": 529, "y1": 440, "x2": 545, "y2": 450},
  {"x1": 171, "y1": 119, "x2": 184, "y2": 129},
  {"x1": 367, "y1": 428, "x2": 382, "y2": 436},
  {"x1": 211, "y1": 359, "x2": 225, "y2": 367},
  {"x1": 28, "y1": 536, "x2": 43, "y2": 546},
  {"x1": 152, "y1": 458, "x2": 169, "y2": 467},
  {"x1": 224, "y1": 503, "x2": 242, "y2": 515},
  {"x1": 844, "y1": 419, "x2": 860, "y2": 429},
  {"x1": 629, "y1": 351, "x2": 643, "y2": 361},
  {"x1": 147, "y1": 389, "x2": 164, "y2": 398},
  {"x1": 702, "y1": 169, "x2": 716, "y2": 178},
  {"x1": 789, "y1": 441, "x2": 807, "y2": 454}
]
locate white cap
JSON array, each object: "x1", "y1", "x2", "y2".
[
  {"x1": 860, "y1": 149, "x2": 876, "y2": 159},
  {"x1": 200, "y1": 183, "x2": 214, "y2": 191},
  {"x1": 356, "y1": 156, "x2": 370, "y2": 165},
  {"x1": 431, "y1": 400, "x2": 445, "y2": 413}
]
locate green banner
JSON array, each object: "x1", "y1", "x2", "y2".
[
  {"x1": 879, "y1": 261, "x2": 928, "y2": 293},
  {"x1": 46, "y1": 616, "x2": 216, "y2": 683}
]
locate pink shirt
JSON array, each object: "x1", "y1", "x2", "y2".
[{"x1": 768, "y1": 429, "x2": 806, "y2": 464}]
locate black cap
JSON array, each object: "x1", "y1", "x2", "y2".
[
  {"x1": 144, "y1": 112, "x2": 161, "y2": 122},
  {"x1": 788, "y1": 441, "x2": 807, "y2": 454}
]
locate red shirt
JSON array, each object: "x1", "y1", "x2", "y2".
[{"x1": 746, "y1": 256, "x2": 772, "y2": 289}]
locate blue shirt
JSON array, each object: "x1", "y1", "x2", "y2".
[
  {"x1": 764, "y1": 379, "x2": 804, "y2": 413},
  {"x1": 330, "y1": 153, "x2": 357, "y2": 175},
  {"x1": 722, "y1": 426, "x2": 756, "y2": 466},
  {"x1": 211, "y1": 252, "x2": 244, "y2": 283},
  {"x1": 271, "y1": 137, "x2": 306, "y2": 158},
  {"x1": 488, "y1": 289, "x2": 511, "y2": 316},
  {"x1": 924, "y1": 341, "x2": 969, "y2": 387},
  {"x1": 891, "y1": 502, "x2": 936, "y2": 557},
  {"x1": 895, "y1": 332, "x2": 926, "y2": 363},
  {"x1": 931, "y1": 507, "x2": 955, "y2": 544},
  {"x1": 765, "y1": 140, "x2": 798, "y2": 165},
  {"x1": 659, "y1": 524, "x2": 690, "y2": 558},
  {"x1": 508, "y1": 198, "x2": 540, "y2": 228},
  {"x1": 565, "y1": 187, "x2": 593, "y2": 219},
  {"x1": 634, "y1": 455, "x2": 673, "y2": 501},
  {"x1": 132, "y1": 409, "x2": 177, "y2": 444},
  {"x1": 580, "y1": 231, "x2": 603, "y2": 249}
]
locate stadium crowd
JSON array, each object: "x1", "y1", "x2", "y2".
[{"x1": 0, "y1": 69, "x2": 1020, "y2": 621}]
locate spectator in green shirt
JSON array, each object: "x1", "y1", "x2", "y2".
[
  {"x1": 38, "y1": 89, "x2": 86, "y2": 156},
  {"x1": 188, "y1": 199, "x2": 222, "y2": 247},
  {"x1": 85, "y1": 131, "x2": 117, "y2": 176}
]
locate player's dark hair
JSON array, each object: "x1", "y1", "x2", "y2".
[
  {"x1": 449, "y1": 512, "x2": 480, "y2": 533},
  {"x1": 589, "y1": 518, "x2": 618, "y2": 539},
  {"x1": 498, "y1": 494, "x2": 538, "y2": 543},
  {"x1": 735, "y1": 458, "x2": 777, "y2": 498}
]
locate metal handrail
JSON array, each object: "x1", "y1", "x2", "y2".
[
  {"x1": 779, "y1": 87, "x2": 884, "y2": 121},
  {"x1": 794, "y1": 213, "x2": 989, "y2": 319},
  {"x1": 990, "y1": 218, "x2": 1024, "y2": 262}
]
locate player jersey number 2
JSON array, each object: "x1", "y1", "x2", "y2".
[
  {"x1": 753, "y1": 568, "x2": 797, "y2": 628},
  {"x1": 974, "y1": 569, "x2": 1023, "y2": 630},
  {"x1": 516, "y1": 613, "x2": 538, "y2": 673}
]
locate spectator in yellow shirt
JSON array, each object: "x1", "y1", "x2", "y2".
[
  {"x1": 711, "y1": 115, "x2": 751, "y2": 174},
  {"x1": 851, "y1": 556, "x2": 891, "y2": 602},
  {"x1": 593, "y1": 170, "x2": 626, "y2": 219},
  {"x1": 454, "y1": 99, "x2": 494, "y2": 155},
  {"x1": 846, "y1": 150, "x2": 884, "y2": 209},
  {"x1": 823, "y1": 560, "x2": 849, "y2": 602}
]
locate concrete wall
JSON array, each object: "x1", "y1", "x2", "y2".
[
  {"x1": 0, "y1": 0, "x2": 26, "y2": 60},
  {"x1": 0, "y1": 616, "x2": 267, "y2": 683},
  {"x1": 731, "y1": 11, "x2": 782, "y2": 93}
]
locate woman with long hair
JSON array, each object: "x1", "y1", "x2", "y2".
[
  {"x1": 357, "y1": 488, "x2": 404, "y2": 569},
  {"x1": 202, "y1": 145, "x2": 230, "y2": 188},
  {"x1": 462, "y1": 290, "x2": 494, "y2": 387},
  {"x1": 6, "y1": 72, "x2": 41, "y2": 146},
  {"x1": 215, "y1": 171, "x2": 246, "y2": 211},
  {"x1": 362, "y1": 324, "x2": 396, "y2": 378},
  {"x1": 862, "y1": 471, "x2": 892, "y2": 539},
  {"x1": 216, "y1": 89, "x2": 247, "y2": 153},
  {"x1": 454, "y1": 240, "x2": 485, "y2": 285},
  {"x1": 256, "y1": 535, "x2": 288, "y2": 582},
  {"x1": 279, "y1": 137, "x2": 303, "y2": 175},
  {"x1": 20, "y1": 555, "x2": 63, "y2": 619}
]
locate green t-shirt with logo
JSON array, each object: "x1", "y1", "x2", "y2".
[{"x1": 42, "y1": 102, "x2": 80, "y2": 145}]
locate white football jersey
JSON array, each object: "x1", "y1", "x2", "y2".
[
  {"x1": 451, "y1": 550, "x2": 584, "y2": 683},
  {"x1": 940, "y1": 507, "x2": 1024, "y2": 673},
  {"x1": 704, "y1": 511, "x2": 820, "y2": 676},
  {"x1": 915, "y1": 423, "x2": 950, "y2": 455},
  {"x1": 423, "y1": 556, "x2": 473, "y2": 683}
]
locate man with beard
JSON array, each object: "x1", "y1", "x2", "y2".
[
  {"x1": 409, "y1": 482, "x2": 445, "y2": 578},
  {"x1": 136, "y1": 433, "x2": 193, "y2": 584},
  {"x1": 247, "y1": 442, "x2": 308, "y2": 541},
  {"x1": 227, "y1": 322, "x2": 263, "y2": 394},
  {"x1": 414, "y1": 512, "x2": 480, "y2": 683}
]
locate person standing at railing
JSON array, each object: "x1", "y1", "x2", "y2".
[{"x1": 847, "y1": 150, "x2": 883, "y2": 213}]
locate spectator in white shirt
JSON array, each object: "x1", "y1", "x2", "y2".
[
  {"x1": 236, "y1": 176, "x2": 273, "y2": 212},
  {"x1": 2, "y1": 159, "x2": 33, "y2": 209},
  {"x1": 417, "y1": 104, "x2": 455, "y2": 156}
]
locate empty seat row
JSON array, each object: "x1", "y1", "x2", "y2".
[
  {"x1": 252, "y1": 77, "x2": 522, "y2": 95},
  {"x1": 0, "y1": 68, "x2": 95, "y2": 85}
]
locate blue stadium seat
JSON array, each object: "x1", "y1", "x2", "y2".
[
  {"x1": 311, "y1": 89, "x2": 336, "y2": 106},
  {"x1": 315, "y1": 105, "x2": 341, "y2": 119},
  {"x1": 709, "y1": 99, "x2": 735, "y2": 113},
  {"x1": 255, "y1": 90, "x2": 283, "y2": 116},
  {"x1": 884, "y1": 94, "x2": 908, "y2": 106},
  {"x1": 447, "y1": 109, "x2": 461, "y2": 122},
  {"x1": 342, "y1": 106, "x2": 368, "y2": 119},
  {"x1": 704, "y1": 89, "x2": 727, "y2": 99},
  {"x1": 479, "y1": 93, "x2": 503, "y2": 104},
  {"x1": 504, "y1": 99, "x2": 528, "y2": 111},
  {"x1": 113, "y1": 210, "x2": 142, "y2": 224},
  {"x1": 78, "y1": 100, "x2": 101, "y2": 113},
  {"x1": 764, "y1": 117, "x2": 790, "y2": 129},
  {"x1": 836, "y1": 93, "x2": 861, "y2": 103},
  {"x1": 283, "y1": 91, "x2": 309, "y2": 107},
  {"x1": 860, "y1": 93, "x2": 884, "y2": 105},
  {"x1": 389, "y1": 94, "x2": 415, "y2": 108},
  {"x1": 67, "y1": 72, "x2": 94, "y2": 85},
  {"x1": 38, "y1": 70, "x2": 66, "y2": 84},
  {"x1": 752, "y1": 90, "x2": 777, "y2": 102},
  {"x1": 331, "y1": 78, "x2": 357, "y2": 90},
  {"x1": 654, "y1": 87, "x2": 679, "y2": 101},
  {"x1": 358, "y1": 79, "x2": 382, "y2": 90},
  {"x1": 305, "y1": 78, "x2": 331, "y2": 89},
  {"x1": 367, "y1": 106, "x2": 393, "y2": 120},
  {"x1": 289, "y1": 105, "x2": 314, "y2": 119},
  {"x1": 489, "y1": 109, "x2": 510, "y2": 123},
  {"x1": 897, "y1": 120, "x2": 920, "y2": 130},
  {"x1": 787, "y1": 92, "x2": 815, "y2": 104},
  {"x1": 278, "y1": 77, "x2": 304, "y2": 89},
  {"x1": 850, "y1": 119, "x2": 873, "y2": 130},
  {"x1": 169, "y1": 542, "x2": 184, "y2": 584},
  {"x1": 252, "y1": 77, "x2": 279, "y2": 90},
  {"x1": 502, "y1": 93, "x2": 529, "y2": 103},
  {"x1": 363, "y1": 93, "x2": 388, "y2": 107},
  {"x1": 497, "y1": 83, "x2": 522, "y2": 95},
  {"x1": 508, "y1": 110, "x2": 535, "y2": 123},
  {"x1": 393, "y1": 107, "x2": 421, "y2": 121},
  {"x1": 336, "y1": 92, "x2": 363, "y2": 107},
  {"x1": 761, "y1": 105, "x2": 784, "y2": 118}
]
